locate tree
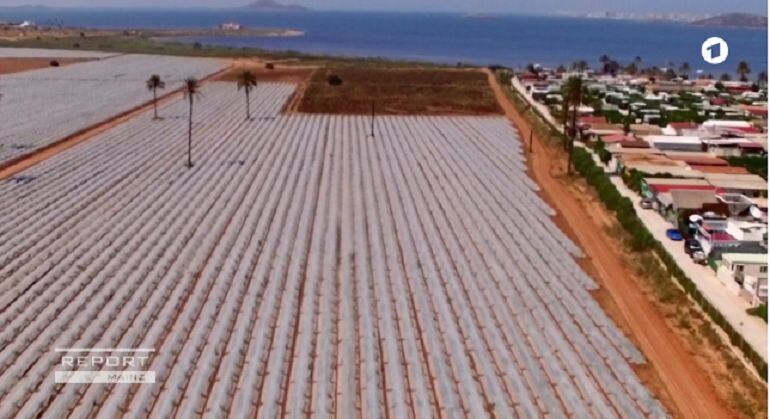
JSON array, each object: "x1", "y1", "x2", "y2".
[
  {"x1": 599, "y1": 54, "x2": 610, "y2": 66},
  {"x1": 737, "y1": 61, "x2": 751, "y2": 82},
  {"x1": 623, "y1": 113, "x2": 633, "y2": 135},
  {"x1": 183, "y1": 77, "x2": 202, "y2": 168},
  {"x1": 562, "y1": 75, "x2": 584, "y2": 174},
  {"x1": 625, "y1": 62, "x2": 638, "y2": 76},
  {"x1": 720, "y1": 73, "x2": 731, "y2": 82},
  {"x1": 236, "y1": 70, "x2": 258, "y2": 120},
  {"x1": 679, "y1": 62, "x2": 691, "y2": 79},
  {"x1": 556, "y1": 64, "x2": 566, "y2": 73},
  {"x1": 634, "y1": 56, "x2": 642, "y2": 67},
  {"x1": 758, "y1": 71, "x2": 768, "y2": 86},
  {"x1": 146, "y1": 74, "x2": 166, "y2": 120}
]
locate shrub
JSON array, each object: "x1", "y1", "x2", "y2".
[
  {"x1": 327, "y1": 74, "x2": 343, "y2": 86},
  {"x1": 747, "y1": 304, "x2": 768, "y2": 322},
  {"x1": 49, "y1": 60, "x2": 60, "y2": 67},
  {"x1": 265, "y1": 63, "x2": 275, "y2": 70}
]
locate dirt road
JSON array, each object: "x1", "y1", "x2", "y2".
[{"x1": 484, "y1": 69, "x2": 733, "y2": 419}]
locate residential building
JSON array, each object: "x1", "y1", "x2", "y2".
[{"x1": 717, "y1": 253, "x2": 768, "y2": 306}]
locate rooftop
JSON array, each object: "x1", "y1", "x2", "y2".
[{"x1": 721, "y1": 253, "x2": 769, "y2": 265}]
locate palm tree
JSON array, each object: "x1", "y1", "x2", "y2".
[
  {"x1": 679, "y1": 62, "x2": 691, "y2": 79},
  {"x1": 236, "y1": 70, "x2": 258, "y2": 120},
  {"x1": 562, "y1": 75, "x2": 583, "y2": 174},
  {"x1": 737, "y1": 61, "x2": 751, "y2": 82},
  {"x1": 146, "y1": 74, "x2": 165, "y2": 120},
  {"x1": 183, "y1": 77, "x2": 202, "y2": 168},
  {"x1": 758, "y1": 71, "x2": 768, "y2": 87}
]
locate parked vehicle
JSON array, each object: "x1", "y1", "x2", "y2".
[
  {"x1": 640, "y1": 198, "x2": 655, "y2": 209},
  {"x1": 666, "y1": 229, "x2": 684, "y2": 241},
  {"x1": 684, "y1": 239, "x2": 702, "y2": 256}
]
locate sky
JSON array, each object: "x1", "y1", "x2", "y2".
[{"x1": 0, "y1": 0, "x2": 766, "y2": 14}]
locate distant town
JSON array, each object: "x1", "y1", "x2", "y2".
[{"x1": 551, "y1": 11, "x2": 768, "y2": 27}]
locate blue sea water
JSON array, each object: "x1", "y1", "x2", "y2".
[{"x1": 1, "y1": 8, "x2": 766, "y2": 75}]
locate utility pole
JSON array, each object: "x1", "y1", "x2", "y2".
[
  {"x1": 370, "y1": 101, "x2": 375, "y2": 138},
  {"x1": 529, "y1": 128, "x2": 534, "y2": 153}
]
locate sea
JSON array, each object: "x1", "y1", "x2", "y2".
[{"x1": 1, "y1": 8, "x2": 767, "y2": 75}]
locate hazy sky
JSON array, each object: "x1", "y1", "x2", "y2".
[{"x1": 0, "y1": 0, "x2": 766, "y2": 14}]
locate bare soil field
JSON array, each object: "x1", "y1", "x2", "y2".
[
  {"x1": 0, "y1": 57, "x2": 92, "y2": 74},
  {"x1": 297, "y1": 67, "x2": 502, "y2": 115},
  {"x1": 485, "y1": 69, "x2": 767, "y2": 418}
]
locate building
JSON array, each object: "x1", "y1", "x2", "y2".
[
  {"x1": 702, "y1": 120, "x2": 753, "y2": 135},
  {"x1": 642, "y1": 178, "x2": 713, "y2": 198},
  {"x1": 717, "y1": 253, "x2": 768, "y2": 306},
  {"x1": 644, "y1": 135, "x2": 703, "y2": 152},
  {"x1": 219, "y1": 22, "x2": 242, "y2": 30},
  {"x1": 696, "y1": 218, "x2": 767, "y2": 257},
  {"x1": 656, "y1": 189, "x2": 724, "y2": 227},
  {"x1": 703, "y1": 173, "x2": 768, "y2": 198}
]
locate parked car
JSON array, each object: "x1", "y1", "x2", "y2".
[
  {"x1": 684, "y1": 239, "x2": 702, "y2": 256},
  {"x1": 692, "y1": 250, "x2": 707, "y2": 265},
  {"x1": 640, "y1": 198, "x2": 655, "y2": 209},
  {"x1": 666, "y1": 229, "x2": 684, "y2": 241}
]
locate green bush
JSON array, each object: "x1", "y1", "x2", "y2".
[{"x1": 747, "y1": 304, "x2": 768, "y2": 322}]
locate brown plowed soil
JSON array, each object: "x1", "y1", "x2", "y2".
[
  {"x1": 297, "y1": 67, "x2": 502, "y2": 115},
  {"x1": 0, "y1": 57, "x2": 94, "y2": 75},
  {"x1": 484, "y1": 69, "x2": 734, "y2": 419}
]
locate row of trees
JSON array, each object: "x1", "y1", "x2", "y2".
[
  {"x1": 549, "y1": 55, "x2": 765, "y2": 84},
  {"x1": 145, "y1": 70, "x2": 258, "y2": 168}
]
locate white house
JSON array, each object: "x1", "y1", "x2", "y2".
[
  {"x1": 717, "y1": 253, "x2": 768, "y2": 305},
  {"x1": 702, "y1": 119, "x2": 753, "y2": 135},
  {"x1": 219, "y1": 22, "x2": 242, "y2": 31},
  {"x1": 644, "y1": 135, "x2": 703, "y2": 152}
]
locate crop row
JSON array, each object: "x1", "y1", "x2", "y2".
[{"x1": 0, "y1": 54, "x2": 226, "y2": 165}]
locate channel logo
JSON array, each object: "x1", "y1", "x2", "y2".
[
  {"x1": 701, "y1": 36, "x2": 729, "y2": 65},
  {"x1": 54, "y1": 348, "x2": 156, "y2": 384}
]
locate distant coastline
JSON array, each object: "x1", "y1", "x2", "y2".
[
  {"x1": 691, "y1": 13, "x2": 768, "y2": 29},
  {"x1": 0, "y1": 10, "x2": 763, "y2": 74}
]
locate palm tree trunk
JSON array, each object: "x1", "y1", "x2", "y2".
[
  {"x1": 246, "y1": 89, "x2": 251, "y2": 120},
  {"x1": 569, "y1": 104, "x2": 577, "y2": 174},
  {"x1": 152, "y1": 88, "x2": 158, "y2": 119},
  {"x1": 187, "y1": 98, "x2": 193, "y2": 168}
]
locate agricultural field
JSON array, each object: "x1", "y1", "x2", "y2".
[
  {"x1": 297, "y1": 67, "x2": 502, "y2": 115},
  {"x1": 0, "y1": 53, "x2": 226, "y2": 165},
  {"x1": 0, "y1": 47, "x2": 116, "y2": 58},
  {"x1": 0, "y1": 82, "x2": 664, "y2": 417}
]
